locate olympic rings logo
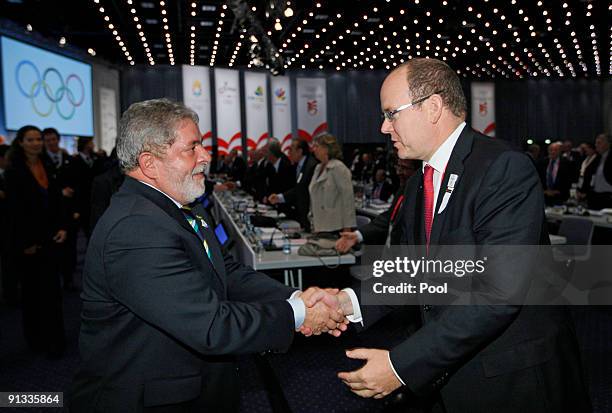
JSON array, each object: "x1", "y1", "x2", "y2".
[{"x1": 15, "y1": 60, "x2": 85, "y2": 120}]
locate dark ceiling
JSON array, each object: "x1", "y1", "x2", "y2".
[{"x1": 1, "y1": 0, "x2": 610, "y2": 79}]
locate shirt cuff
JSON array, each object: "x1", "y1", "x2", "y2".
[
  {"x1": 388, "y1": 352, "x2": 406, "y2": 386},
  {"x1": 355, "y1": 230, "x2": 364, "y2": 243},
  {"x1": 341, "y1": 288, "x2": 363, "y2": 325},
  {"x1": 277, "y1": 193, "x2": 286, "y2": 203},
  {"x1": 286, "y1": 296, "x2": 305, "y2": 330}
]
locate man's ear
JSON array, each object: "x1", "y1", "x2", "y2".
[
  {"x1": 427, "y1": 94, "x2": 444, "y2": 124},
  {"x1": 138, "y1": 152, "x2": 158, "y2": 180}
]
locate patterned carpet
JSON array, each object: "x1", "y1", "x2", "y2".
[{"x1": 1, "y1": 238, "x2": 610, "y2": 412}]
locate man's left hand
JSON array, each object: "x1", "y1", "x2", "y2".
[{"x1": 338, "y1": 348, "x2": 402, "y2": 399}]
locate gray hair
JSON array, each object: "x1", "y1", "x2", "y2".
[{"x1": 117, "y1": 98, "x2": 199, "y2": 172}]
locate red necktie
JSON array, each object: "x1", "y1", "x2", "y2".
[{"x1": 423, "y1": 165, "x2": 434, "y2": 246}]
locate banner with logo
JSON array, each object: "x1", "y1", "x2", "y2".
[
  {"x1": 182, "y1": 65, "x2": 213, "y2": 151},
  {"x1": 271, "y1": 76, "x2": 292, "y2": 154},
  {"x1": 243, "y1": 72, "x2": 269, "y2": 155},
  {"x1": 471, "y1": 82, "x2": 495, "y2": 137},
  {"x1": 296, "y1": 77, "x2": 327, "y2": 143},
  {"x1": 214, "y1": 68, "x2": 241, "y2": 155}
]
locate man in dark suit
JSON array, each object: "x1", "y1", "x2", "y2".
[
  {"x1": 537, "y1": 142, "x2": 573, "y2": 206},
  {"x1": 265, "y1": 140, "x2": 295, "y2": 197},
  {"x1": 268, "y1": 139, "x2": 318, "y2": 231},
  {"x1": 70, "y1": 99, "x2": 344, "y2": 412},
  {"x1": 69, "y1": 136, "x2": 103, "y2": 238},
  {"x1": 307, "y1": 59, "x2": 589, "y2": 412},
  {"x1": 589, "y1": 133, "x2": 612, "y2": 209},
  {"x1": 371, "y1": 168, "x2": 394, "y2": 202},
  {"x1": 43, "y1": 128, "x2": 79, "y2": 291},
  {"x1": 226, "y1": 148, "x2": 247, "y2": 184}
]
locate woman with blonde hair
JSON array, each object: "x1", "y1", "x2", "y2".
[{"x1": 309, "y1": 134, "x2": 356, "y2": 233}]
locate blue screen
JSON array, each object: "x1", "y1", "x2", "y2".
[
  {"x1": 214, "y1": 223, "x2": 229, "y2": 246},
  {"x1": 1, "y1": 36, "x2": 94, "y2": 136}
]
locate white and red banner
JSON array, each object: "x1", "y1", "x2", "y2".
[
  {"x1": 471, "y1": 82, "x2": 495, "y2": 137},
  {"x1": 182, "y1": 65, "x2": 213, "y2": 152},
  {"x1": 296, "y1": 77, "x2": 327, "y2": 143},
  {"x1": 244, "y1": 71, "x2": 269, "y2": 155},
  {"x1": 271, "y1": 75, "x2": 292, "y2": 154},
  {"x1": 214, "y1": 68, "x2": 241, "y2": 155}
]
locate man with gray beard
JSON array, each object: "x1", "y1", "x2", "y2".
[{"x1": 70, "y1": 99, "x2": 346, "y2": 412}]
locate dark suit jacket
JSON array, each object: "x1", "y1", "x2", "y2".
[
  {"x1": 228, "y1": 156, "x2": 247, "y2": 183},
  {"x1": 280, "y1": 155, "x2": 318, "y2": 231},
  {"x1": 578, "y1": 154, "x2": 600, "y2": 194},
  {"x1": 537, "y1": 157, "x2": 573, "y2": 205},
  {"x1": 4, "y1": 158, "x2": 67, "y2": 252},
  {"x1": 71, "y1": 177, "x2": 296, "y2": 412},
  {"x1": 267, "y1": 155, "x2": 295, "y2": 196},
  {"x1": 89, "y1": 162, "x2": 124, "y2": 231},
  {"x1": 358, "y1": 127, "x2": 590, "y2": 412},
  {"x1": 359, "y1": 191, "x2": 406, "y2": 245},
  {"x1": 69, "y1": 153, "x2": 104, "y2": 234},
  {"x1": 371, "y1": 180, "x2": 394, "y2": 202},
  {"x1": 603, "y1": 150, "x2": 612, "y2": 188}
]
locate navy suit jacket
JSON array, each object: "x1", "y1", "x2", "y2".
[
  {"x1": 71, "y1": 177, "x2": 296, "y2": 412},
  {"x1": 358, "y1": 127, "x2": 590, "y2": 412}
]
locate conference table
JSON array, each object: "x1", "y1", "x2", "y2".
[
  {"x1": 545, "y1": 207, "x2": 612, "y2": 230},
  {"x1": 212, "y1": 191, "x2": 355, "y2": 290}
]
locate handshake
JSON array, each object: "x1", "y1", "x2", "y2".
[{"x1": 296, "y1": 288, "x2": 354, "y2": 337}]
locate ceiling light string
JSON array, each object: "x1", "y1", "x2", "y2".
[
  {"x1": 158, "y1": 0, "x2": 174, "y2": 65},
  {"x1": 92, "y1": 0, "x2": 135, "y2": 65},
  {"x1": 282, "y1": 3, "x2": 323, "y2": 70},
  {"x1": 210, "y1": 4, "x2": 228, "y2": 67},
  {"x1": 189, "y1": 1, "x2": 198, "y2": 65},
  {"x1": 125, "y1": 0, "x2": 154, "y2": 66}
]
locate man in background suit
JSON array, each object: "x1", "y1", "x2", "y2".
[
  {"x1": 265, "y1": 140, "x2": 295, "y2": 197},
  {"x1": 70, "y1": 99, "x2": 345, "y2": 412},
  {"x1": 268, "y1": 139, "x2": 318, "y2": 231},
  {"x1": 308, "y1": 58, "x2": 589, "y2": 412},
  {"x1": 43, "y1": 128, "x2": 79, "y2": 291},
  {"x1": 226, "y1": 148, "x2": 246, "y2": 184},
  {"x1": 538, "y1": 141, "x2": 573, "y2": 206},
  {"x1": 589, "y1": 133, "x2": 612, "y2": 209}
]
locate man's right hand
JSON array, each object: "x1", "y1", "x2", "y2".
[
  {"x1": 299, "y1": 288, "x2": 354, "y2": 337},
  {"x1": 268, "y1": 194, "x2": 279, "y2": 205},
  {"x1": 336, "y1": 231, "x2": 359, "y2": 253}
]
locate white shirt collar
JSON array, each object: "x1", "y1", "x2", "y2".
[
  {"x1": 423, "y1": 122, "x2": 466, "y2": 173},
  {"x1": 138, "y1": 180, "x2": 183, "y2": 209},
  {"x1": 273, "y1": 157, "x2": 281, "y2": 172}
]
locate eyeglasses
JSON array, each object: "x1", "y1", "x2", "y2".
[{"x1": 382, "y1": 90, "x2": 444, "y2": 122}]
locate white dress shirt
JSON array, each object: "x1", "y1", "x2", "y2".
[{"x1": 343, "y1": 121, "x2": 467, "y2": 385}]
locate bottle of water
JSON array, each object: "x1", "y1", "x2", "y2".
[{"x1": 282, "y1": 233, "x2": 291, "y2": 255}]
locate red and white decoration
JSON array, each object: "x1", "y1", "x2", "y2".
[
  {"x1": 471, "y1": 82, "x2": 496, "y2": 137},
  {"x1": 214, "y1": 68, "x2": 241, "y2": 155},
  {"x1": 296, "y1": 77, "x2": 327, "y2": 143},
  {"x1": 182, "y1": 65, "x2": 213, "y2": 152}
]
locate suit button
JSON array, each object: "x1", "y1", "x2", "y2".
[{"x1": 423, "y1": 305, "x2": 432, "y2": 312}]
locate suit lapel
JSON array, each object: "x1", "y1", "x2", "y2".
[
  {"x1": 121, "y1": 178, "x2": 226, "y2": 283},
  {"x1": 428, "y1": 128, "x2": 474, "y2": 247}
]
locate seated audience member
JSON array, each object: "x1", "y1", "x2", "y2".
[
  {"x1": 213, "y1": 153, "x2": 228, "y2": 175},
  {"x1": 576, "y1": 142, "x2": 599, "y2": 201},
  {"x1": 5, "y1": 125, "x2": 67, "y2": 358},
  {"x1": 353, "y1": 151, "x2": 374, "y2": 182},
  {"x1": 589, "y1": 133, "x2": 612, "y2": 209},
  {"x1": 43, "y1": 127, "x2": 78, "y2": 291},
  {"x1": 349, "y1": 148, "x2": 361, "y2": 175},
  {"x1": 225, "y1": 148, "x2": 246, "y2": 184},
  {"x1": 309, "y1": 134, "x2": 356, "y2": 233},
  {"x1": 336, "y1": 159, "x2": 419, "y2": 252},
  {"x1": 265, "y1": 140, "x2": 295, "y2": 197},
  {"x1": 268, "y1": 139, "x2": 318, "y2": 231},
  {"x1": 526, "y1": 143, "x2": 541, "y2": 162},
  {"x1": 538, "y1": 142, "x2": 572, "y2": 206},
  {"x1": 371, "y1": 168, "x2": 394, "y2": 202}
]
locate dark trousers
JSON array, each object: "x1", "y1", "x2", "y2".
[
  {"x1": 19, "y1": 245, "x2": 65, "y2": 355},
  {"x1": 1, "y1": 250, "x2": 19, "y2": 303},
  {"x1": 60, "y1": 221, "x2": 79, "y2": 286}
]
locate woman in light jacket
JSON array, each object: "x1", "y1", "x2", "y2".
[{"x1": 308, "y1": 134, "x2": 356, "y2": 233}]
